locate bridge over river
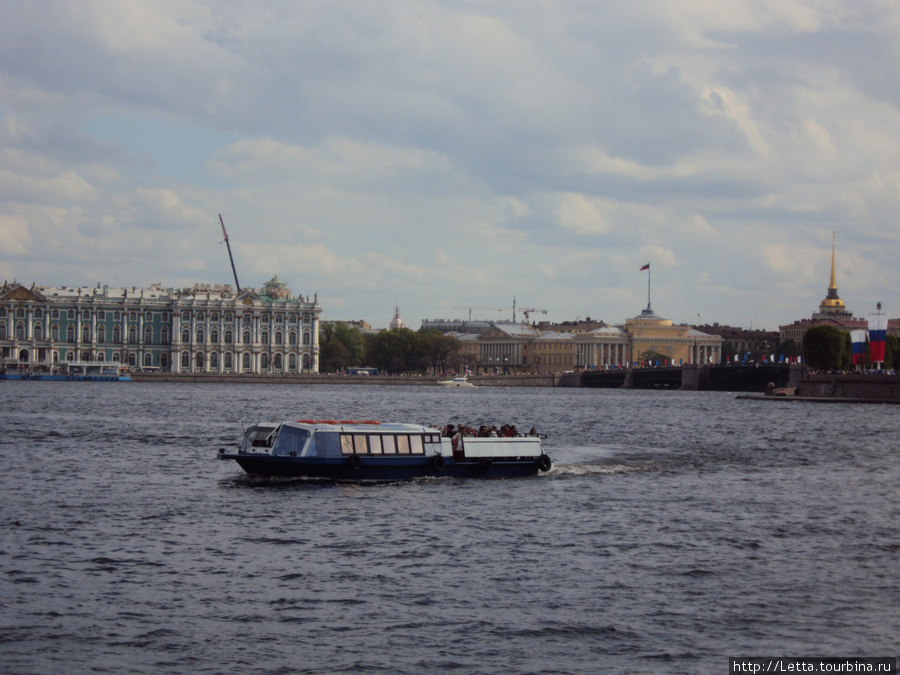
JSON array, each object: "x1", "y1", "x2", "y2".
[{"x1": 580, "y1": 363, "x2": 802, "y2": 392}]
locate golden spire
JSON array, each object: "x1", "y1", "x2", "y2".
[{"x1": 828, "y1": 231, "x2": 837, "y2": 291}]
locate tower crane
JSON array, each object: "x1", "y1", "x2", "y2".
[{"x1": 521, "y1": 308, "x2": 547, "y2": 321}]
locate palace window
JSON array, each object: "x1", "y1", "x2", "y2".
[
  {"x1": 114, "y1": 311, "x2": 121, "y2": 321},
  {"x1": 261, "y1": 314, "x2": 270, "y2": 324},
  {"x1": 67, "y1": 325, "x2": 75, "y2": 342},
  {"x1": 289, "y1": 353, "x2": 297, "y2": 371},
  {"x1": 275, "y1": 315, "x2": 283, "y2": 324},
  {"x1": 182, "y1": 312, "x2": 191, "y2": 322},
  {"x1": 224, "y1": 352, "x2": 233, "y2": 370},
  {"x1": 260, "y1": 353, "x2": 269, "y2": 370},
  {"x1": 98, "y1": 310, "x2": 105, "y2": 320},
  {"x1": 242, "y1": 353, "x2": 251, "y2": 370},
  {"x1": 210, "y1": 352, "x2": 219, "y2": 369},
  {"x1": 225, "y1": 329, "x2": 233, "y2": 344},
  {"x1": 66, "y1": 351, "x2": 75, "y2": 362},
  {"x1": 273, "y1": 353, "x2": 282, "y2": 370},
  {"x1": 34, "y1": 309, "x2": 43, "y2": 319},
  {"x1": 289, "y1": 332, "x2": 297, "y2": 346},
  {"x1": 97, "y1": 326, "x2": 105, "y2": 343},
  {"x1": 112, "y1": 351, "x2": 121, "y2": 362},
  {"x1": 82, "y1": 325, "x2": 91, "y2": 342},
  {"x1": 243, "y1": 331, "x2": 251, "y2": 344},
  {"x1": 303, "y1": 331, "x2": 311, "y2": 346},
  {"x1": 211, "y1": 312, "x2": 219, "y2": 322},
  {"x1": 144, "y1": 326, "x2": 153, "y2": 344},
  {"x1": 196, "y1": 328, "x2": 205, "y2": 343},
  {"x1": 210, "y1": 329, "x2": 219, "y2": 343},
  {"x1": 52, "y1": 309, "x2": 59, "y2": 319},
  {"x1": 144, "y1": 353, "x2": 153, "y2": 367},
  {"x1": 182, "y1": 328, "x2": 191, "y2": 343},
  {"x1": 196, "y1": 312, "x2": 205, "y2": 322},
  {"x1": 128, "y1": 326, "x2": 137, "y2": 344},
  {"x1": 34, "y1": 323, "x2": 43, "y2": 340},
  {"x1": 275, "y1": 331, "x2": 283, "y2": 345},
  {"x1": 181, "y1": 351, "x2": 190, "y2": 369},
  {"x1": 68, "y1": 309, "x2": 76, "y2": 320},
  {"x1": 261, "y1": 330, "x2": 269, "y2": 344},
  {"x1": 161, "y1": 327, "x2": 170, "y2": 344},
  {"x1": 0, "y1": 323, "x2": 6, "y2": 340},
  {"x1": 129, "y1": 312, "x2": 137, "y2": 321}
]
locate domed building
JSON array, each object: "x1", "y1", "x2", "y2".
[{"x1": 389, "y1": 306, "x2": 404, "y2": 330}]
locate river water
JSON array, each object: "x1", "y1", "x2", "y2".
[{"x1": 1, "y1": 382, "x2": 897, "y2": 674}]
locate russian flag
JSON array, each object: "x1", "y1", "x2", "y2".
[
  {"x1": 640, "y1": 263, "x2": 650, "y2": 271},
  {"x1": 868, "y1": 314, "x2": 887, "y2": 363},
  {"x1": 851, "y1": 329, "x2": 867, "y2": 366}
]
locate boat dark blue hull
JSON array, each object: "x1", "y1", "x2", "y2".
[{"x1": 219, "y1": 452, "x2": 542, "y2": 480}]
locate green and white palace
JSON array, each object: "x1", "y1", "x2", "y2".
[{"x1": 0, "y1": 276, "x2": 321, "y2": 374}]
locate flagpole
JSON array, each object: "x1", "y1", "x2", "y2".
[{"x1": 647, "y1": 264, "x2": 651, "y2": 310}]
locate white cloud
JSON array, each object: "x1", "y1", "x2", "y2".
[{"x1": 1, "y1": 1, "x2": 900, "y2": 328}]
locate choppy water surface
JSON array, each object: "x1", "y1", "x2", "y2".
[{"x1": 1, "y1": 382, "x2": 898, "y2": 674}]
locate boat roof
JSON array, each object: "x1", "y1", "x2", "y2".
[{"x1": 280, "y1": 420, "x2": 439, "y2": 433}]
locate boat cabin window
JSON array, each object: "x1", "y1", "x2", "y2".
[
  {"x1": 241, "y1": 424, "x2": 280, "y2": 452},
  {"x1": 273, "y1": 426, "x2": 309, "y2": 456},
  {"x1": 338, "y1": 433, "x2": 439, "y2": 456}
]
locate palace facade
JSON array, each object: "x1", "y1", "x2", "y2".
[
  {"x1": 0, "y1": 276, "x2": 321, "y2": 374},
  {"x1": 434, "y1": 306, "x2": 722, "y2": 374}
]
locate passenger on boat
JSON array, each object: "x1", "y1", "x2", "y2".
[
  {"x1": 443, "y1": 424, "x2": 456, "y2": 438},
  {"x1": 528, "y1": 426, "x2": 539, "y2": 436}
]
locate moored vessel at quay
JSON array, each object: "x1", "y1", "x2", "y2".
[{"x1": 217, "y1": 420, "x2": 552, "y2": 480}]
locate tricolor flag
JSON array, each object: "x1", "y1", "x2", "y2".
[
  {"x1": 868, "y1": 314, "x2": 887, "y2": 363},
  {"x1": 850, "y1": 329, "x2": 867, "y2": 366},
  {"x1": 640, "y1": 263, "x2": 650, "y2": 271}
]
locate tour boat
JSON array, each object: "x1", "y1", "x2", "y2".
[
  {"x1": 217, "y1": 420, "x2": 551, "y2": 480},
  {"x1": 438, "y1": 376, "x2": 475, "y2": 388},
  {"x1": 0, "y1": 361, "x2": 131, "y2": 381}
]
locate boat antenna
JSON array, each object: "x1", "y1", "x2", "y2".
[{"x1": 219, "y1": 214, "x2": 241, "y2": 292}]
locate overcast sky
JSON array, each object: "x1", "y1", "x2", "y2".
[{"x1": 2, "y1": 1, "x2": 899, "y2": 330}]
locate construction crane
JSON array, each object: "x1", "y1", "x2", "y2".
[
  {"x1": 452, "y1": 306, "x2": 505, "y2": 322},
  {"x1": 219, "y1": 214, "x2": 241, "y2": 292},
  {"x1": 521, "y1": 308, "x2": 547, "y2": 321}
]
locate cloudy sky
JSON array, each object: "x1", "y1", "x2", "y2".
[{"x1": 2, "y1": 1, "x2": 899, "y2": 330}]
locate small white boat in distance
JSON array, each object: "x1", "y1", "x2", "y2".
[{"x1": 439, "y1": 376, "x2": 475, "y2": 388}]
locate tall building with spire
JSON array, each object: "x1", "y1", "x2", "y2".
[
  {"x1": 813, "y1": 232, "x2": 852, "y2": 319},
  {"x1": 779, "y1": 233, "x2": 864, "y2": 345}
]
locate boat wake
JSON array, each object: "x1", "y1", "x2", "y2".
[{"x1": 545, "y1": 461, "x2": 659, "y2": 477}]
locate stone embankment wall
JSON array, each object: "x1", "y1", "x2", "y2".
[
  {"x1": 132, "y1": 372, "x2": 570, "y2": 387},
  {"x1": 797, "y1": 373, "x2": 900, "y2": 400}
]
